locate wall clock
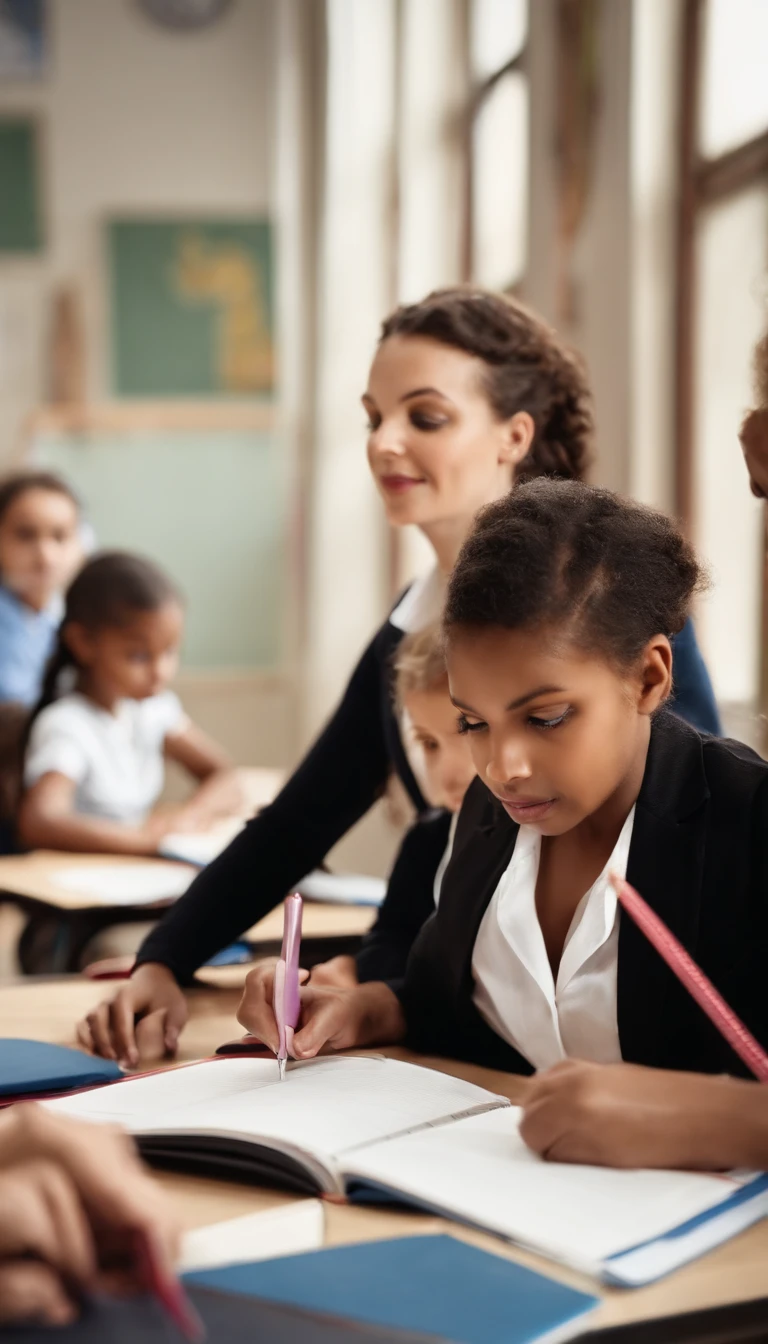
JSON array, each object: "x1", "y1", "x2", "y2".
[{"x1": 135, "y1": 0, "x2": 234, "y2": 32}]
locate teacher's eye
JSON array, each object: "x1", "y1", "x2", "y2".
[
  {"x1": 457, "y1": 714, "x2": 485, "y2": 735},
  {"x1": 528, "y1": 709, "x2": 572, "y2": 731},
  {"x1": 365, "y1": 416, "x2": 381, "y2": 432},
  {"x1": 410, "y1": 411, "x2": 447, "y2": 432}
]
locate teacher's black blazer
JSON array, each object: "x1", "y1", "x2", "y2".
[{"x1": 397, "y1": 710, "x2": 768, "y2": 1078}]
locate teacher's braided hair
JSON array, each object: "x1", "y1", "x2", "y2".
[{"x1": 380, "y1": 288, "x2": 593, "y2": 483}]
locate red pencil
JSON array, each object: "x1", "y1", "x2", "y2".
[
  {"x1": 609, "y1": 872, "x2": 768, "y2": 1083},
  {"x1": 134, "y1": 1228, "x2": 205, "y2": 1342}
]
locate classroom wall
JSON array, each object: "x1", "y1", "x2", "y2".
[
  {"x1": 0, "y1": 0, "x2": 275, "y2": 452},
  {"x1": 0, "y1": 0, "x2": 300, "y2": 770}
]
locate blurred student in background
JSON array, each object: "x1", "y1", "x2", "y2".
[
  {"x1": 312, "y1": 624, "x2": 476, "y2": 990},
  {"x1": 18, "y1": 551, "x2": 242, "y2": 857},
  {"x1": 0, "y1": 472, "x2": 83, "y2": 707}
]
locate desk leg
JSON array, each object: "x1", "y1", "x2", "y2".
[{"x1": 18, "y1": 911, "x2": 76, "y2": 975}]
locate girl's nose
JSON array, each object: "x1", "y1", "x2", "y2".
[{"x1": 485, "y1": 740, "x2": 532, "y2": 787}]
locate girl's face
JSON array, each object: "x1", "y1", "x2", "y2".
[
  {"x1": 363, "y1": 336, "x2": 531, "y2": 531},
  {"x1": 446, "y1": 626, "x2": 671, "y2": 836},
  {"x1": 404, "y1": 680, "x2": 476, "y2": 812},
  {"x1": 0, "y1": 488, "x2": 81, "y2": 611},
  {"x1": 67, "y1": 601, "x2": 184, "y2": 705}
]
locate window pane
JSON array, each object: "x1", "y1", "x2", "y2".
[
  {"x1": 471, "y1": 71, "x2": 528, "y2": 289},
  {"x1": 700, "y1": 0, "x2": 768, "y2": 157},
  {"x1": 693, "y1": 184, "x2": 768, "y2": 704},
  {"x1": 471, "y1": 0, "x2": 527, "y2": 82}
]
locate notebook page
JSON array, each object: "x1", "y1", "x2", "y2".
[
  {"x1": 343, "y1": 1107, "x2": 753, "y2": 1273},
  {"x1": 44, "y1": 1056, "x2": 507, "y2": 1160}
]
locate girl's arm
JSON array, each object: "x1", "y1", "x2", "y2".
[
  {"x1": 18, "y1": 773, "x2": 180, "y2": 855},
  {"x1": 163, "y1": 721, "x2": 243, "y2": 824},
  {"x1": 519, "y1": 1060, "x2": 768, "y2": 1170}
]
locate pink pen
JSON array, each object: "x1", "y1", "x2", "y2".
[{"x1": 272, "y1": 893, "x2": 303, "y2": 1081}]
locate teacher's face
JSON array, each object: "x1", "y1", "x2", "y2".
[{"x1": 363, "y1": 336, "x2": 530, "y2": 530}]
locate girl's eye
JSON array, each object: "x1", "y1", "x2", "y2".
[
  {"x1": 410, "y1": 412, "x2": 447, "y2": 432},
  {"x1": 528, "y1": 709, "x2": 572, "y2": 731},
  {"x1": 457, "y1": 714, "x2": 486, "y2": 735}
]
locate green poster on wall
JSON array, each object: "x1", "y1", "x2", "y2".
[
  {"x1": 0, "y1": 118, "x2": 42, "y2": 252},
  {"x1": 109, "y1": 218, "x2": 275, "y2": 398}
]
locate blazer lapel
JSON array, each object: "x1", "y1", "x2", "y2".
[{"x1": 617, "y1": 711, "x2": 710, "y2": 1067}]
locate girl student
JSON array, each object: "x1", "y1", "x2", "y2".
[
  {"x1": 237, "y1": 479, "x2": 768, "y2": 1087},
  {"x1": 18, "y1": 551, "x2": 242, "y2": 857},
  {"x1": 312, "y1": 624, "x2": 476, "y2": 990},
  {"x1": 0, "y1": 472, "x2": 83, "y2": 707},
  {"x1": 79, "y1": 288, "x2": 719, "y2": 1065}
]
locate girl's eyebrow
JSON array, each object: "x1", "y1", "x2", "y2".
[{"x1": 451, "y1": 685, "x2": 566, "y2": 714}]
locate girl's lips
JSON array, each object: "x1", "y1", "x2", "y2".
[
  {"x1": 379, "y1": 474, "x2": 425, "y2": 493},
  {"x1": 499, "y1": 796, "x2": 556, "y2": 823}
]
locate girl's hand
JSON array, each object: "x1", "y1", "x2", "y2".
[
  {"x1": 236, "y1": 962, "x2": 405, "y2": 1059},
  {"x1": 519, "y1": 1060, "x2": 768, "y2": 1170},
  {"x1": 308, "y1": 955, "x2": 359, "y2": 989},
  {"x1": 76, "y1": 962, "x2": 188, "y2": 1067},
  {"x1": 0, "y1": 1107, "x2": 179, "y2": 1324}
]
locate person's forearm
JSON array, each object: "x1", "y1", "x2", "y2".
[
  {"x1": 354, "y1": 982, "x2": 407, "y2": 1045},
  {"x1": 183, "y1": 768, "x2": 243, "y2": 821},
  {"x1": 711, "y1": 1077, "x2": 768, "y2": 1168},
  {"x1": 17, "y1": 807, "x2": 158, "y2": 855}
]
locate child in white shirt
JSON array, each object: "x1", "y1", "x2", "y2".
[{"x1": 19, "y1": 551, "x2": 241, "y2": 855}]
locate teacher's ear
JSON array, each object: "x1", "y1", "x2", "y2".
[{"x1": 498, "y1": 410, "x2": 536, "y2": 471}]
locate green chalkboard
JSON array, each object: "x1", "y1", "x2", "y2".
[
  {"x1": 0, "y1": 118, "x2": 42, "y2": 252},
  {"x1": 33, "y1": 426, "x2": 285, "y2": 670},
  {"x1": 109, "y1": 219, "x2": 275, "y2": 398}
]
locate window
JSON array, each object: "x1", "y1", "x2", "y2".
[
  {"x1": 676, "y1": 0, "x2": 768, "y2": 713},
  {"x1": 464, "y1": 0, "x2": 528, "y2": 289}
]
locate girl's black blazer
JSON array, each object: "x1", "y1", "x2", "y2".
[{"x1": 397, "y1": 710, "x2": 768, "y2": 1078}]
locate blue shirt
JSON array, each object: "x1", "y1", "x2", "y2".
[
  {"x1": 670, "y1": 616, "x2": 722, "y2": 736},
  {"x1": 0, "y1": 585, "x2": 60, "y2": 707}
]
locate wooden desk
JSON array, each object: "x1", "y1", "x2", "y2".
[
  {"x1": 0, "y1": 977, "x2": 766, "y2": 1332},
  {"x1": 0, "y1": 850, "x2": 375, "y2": 974}
]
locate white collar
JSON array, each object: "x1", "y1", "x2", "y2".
[{"x1": 389, "y1": 565, "x2": 445, "y2": 633}]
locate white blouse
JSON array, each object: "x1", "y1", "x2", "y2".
[{"x1": 471, "y1": 806, "x2": 635, "y2": 1070}]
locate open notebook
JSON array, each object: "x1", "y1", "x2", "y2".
[{"x1": 43, "y1": 1055, "x2": 768, "y2": 1286}]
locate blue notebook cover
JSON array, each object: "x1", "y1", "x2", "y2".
[
  {"x1": 0, "y1": 1039, "x2": 122, "y2": 1097},
  {"x1": 185, "y1": 1233, "x2": 600, "y2": 1344}
]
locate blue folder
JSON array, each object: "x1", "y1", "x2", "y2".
[
  {"x1": 185, "y1": 1233, "x2": 600, "y2": 1344},
  {"x1": 0, "y1": 1038, "x2": 122, "y2": 1097}
]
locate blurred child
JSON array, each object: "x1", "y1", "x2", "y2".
[
  {"x1": 18, "y1": 551, "x2": 242, "y2": 855},
  {"x1": 0, "y1": 472, "x2": 83, "y2": 706},
  {"x1": 312, "y1": 624, "x2": 477, "y2": 988}
]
